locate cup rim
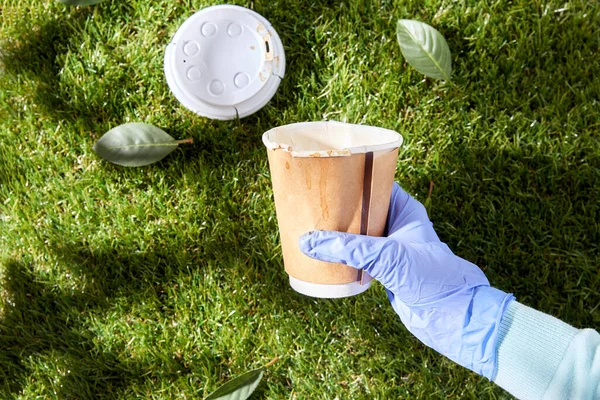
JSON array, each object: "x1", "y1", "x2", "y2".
[{"x1": 262, "y1": 121, "x2": 403, "y2": 158}]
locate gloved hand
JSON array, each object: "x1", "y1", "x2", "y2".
[{"x1": 299, "y1": 182, "x2": 515, "y2": 379}]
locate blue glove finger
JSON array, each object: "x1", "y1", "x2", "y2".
[
  {"x1": 299, "y1": 230, "x2": 386, "y2": 268},
  {"x1": 299, "y1": 230, "x2": 406, "y2": 288}
]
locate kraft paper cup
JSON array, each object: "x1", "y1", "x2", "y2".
[{"x1": 263, "y1": 121, "x2": 402, "y2": 298}]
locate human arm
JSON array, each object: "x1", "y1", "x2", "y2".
[
  {"x1": 494, "y1": 301, "x2": 600, "y2": 399},
  {"x1": 299, "y1": 182, "x2": 600, "y2": 399}
]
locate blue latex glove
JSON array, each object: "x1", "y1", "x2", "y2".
[{"x1": 299, "y1": 182, "x2": 515, "y2": 379}]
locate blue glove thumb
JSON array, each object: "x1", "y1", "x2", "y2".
[
  {"x1": 299, "y1": 230, "x2": 515, "y2": 380},
  {"x1": 299, "y1": 230, "x2": 487, "y2": 297}
]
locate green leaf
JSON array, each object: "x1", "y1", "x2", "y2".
[
  {"x1": 205, "y1": 367, "x2": 265, "y2": 400},
  {"x1": 57, "y1": 0, "x2": 105, "y2": 5},
  {"x1": 93, "y1": 123, "x2": 180, "y2": 167},
  {"x1": 396, "y1": 19, "x2": 452, "y2": 81}
]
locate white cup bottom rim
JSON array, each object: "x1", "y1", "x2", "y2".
[{"x1": 288, "y1": 276, "x2": 371, "y2": 298}]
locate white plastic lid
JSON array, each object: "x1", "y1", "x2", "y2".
[
  {"x1": 164, "y1": 5, "x2": 285, "y2": 120},
  {"x1": 289, "y1": 276, "x2": 372, "y2": 298}
]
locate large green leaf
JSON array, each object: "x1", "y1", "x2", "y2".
[
  {"x1": 57, "y1": 0, "x2": 105, "y2": 5},
  {"x1": 205, "y1": 367, "x2": 265, "y2": 400},
  {"x1": 396, "y1": 19, "x2": 452, "y2": 81},
  {"x1": 93, "y1": 123, "x2": 181, "y2": 167}
]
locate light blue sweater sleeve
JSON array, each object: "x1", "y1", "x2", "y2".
[{"x1": 492, "y1": 301, "x2": 600, "y2": 399}]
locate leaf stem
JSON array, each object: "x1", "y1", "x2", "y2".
[
  {"x1": 264, "y1": 356, "x2": 279, "y2": 368},
  {"x1": 427, "y1": 180, "x2": 435, "y2": 200},
  {"x1": 176, "y1": 138, "x2": 194, "y2": 144}
]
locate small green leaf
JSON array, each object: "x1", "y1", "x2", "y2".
[
  {"x1": 205, "y1": 367, "x2": 265, "y2": 400},
  {"x1": 396, "y1": 19, "x2": 452, "y2": 81},
  {"x1": 93, "y1": 123, "x2": 182, "y2": 167},
  {"x1": 57, "y1": 0, "x2": 105, "y2": 5}
]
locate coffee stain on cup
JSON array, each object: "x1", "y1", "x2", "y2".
[
  {"x1": 319, "y1": 162, "x2": 329, "y2": 220},
  {"x1": 305, "y1": 165, "x2": 312, "y2": 190}
]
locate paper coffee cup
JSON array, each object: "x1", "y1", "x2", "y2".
[{"x1": 263, "y1": 121, "x2": 402, "y2": 298}]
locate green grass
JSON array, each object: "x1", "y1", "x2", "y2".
[{"x1": 1, "y1": 0, "x2": 599, "y2": 398}]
